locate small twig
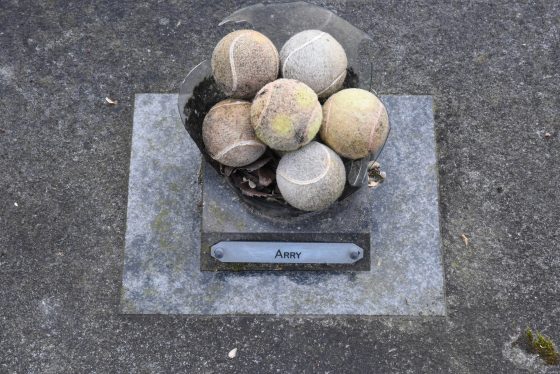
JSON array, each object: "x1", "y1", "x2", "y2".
[{"x1": 460, "y1": 233, "x2": 469, "y2": 247}]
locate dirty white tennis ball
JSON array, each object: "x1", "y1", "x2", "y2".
[
  {"x1": 251, "y1": 79, "x2": 322, "y2": 151},
  {"x1": 280, "y1": 30, "x2": 347, "y2": 98},
  {"x1": 320, "y1": 88, "x2": 389, "y2": 160},
  {"x1": 202, "y1": 99, "x2": 267, "y2": 167},
  {"x1": 276, "y1": 141, "x2": 346, "y2": 211},
  {"x1": 211, "y1": 30, "x2": 279, "y2": 99}
]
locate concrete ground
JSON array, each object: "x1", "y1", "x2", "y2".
[{"x1": 1, "y1": 0, "x2": 559, "y2": 372}]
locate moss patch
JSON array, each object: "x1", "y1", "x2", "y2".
[{"x1": 522, "y1": 328, "x2": 559, "y2": 365}]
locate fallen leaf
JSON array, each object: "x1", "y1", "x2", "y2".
[
  {"x1": 367, "y1": 161, "x2": 380, "y2": 171},
  {"x1": 461, "y1": 233, "x2": 469, "y2": 247},
  {"x1": 544, "y1": 132, "x2": 552, "y2": 139},
  {"x1": 105, "y1": 97, "x2": 117, "y2": 105},
  {"x1": 367, "y1": 162, "x2": 386, "y2": 188},
  {"x1": 239, "y1": 182, "x2": 275, "y2": 197},
  {"x1": 242, "y1": 176, "x2": 257, "y2": 189},
  {"x1": 241, "y1": 173, "x2": 258, "y2": 183},
  {"x1": 257, "y1": 167, "x2": 275, "y2": 187},
  {"x1": 228, "y1": 348, "x2": 237, "y2": 359}
]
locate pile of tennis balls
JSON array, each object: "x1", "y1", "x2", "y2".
[{"x1": 202, "y1": 29, "x2": 389, "y2": 212}]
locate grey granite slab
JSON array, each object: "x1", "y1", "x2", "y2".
[{"x1": 120, "y1": 93, "x2": 445, "y2": 315}]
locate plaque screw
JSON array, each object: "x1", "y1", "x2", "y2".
[
  {"x1": 214, "y1": 248, "x2": 224, "y2": 259},
  {"x1": 350, "y1": 251, "x2": 360, "y2": 260}
]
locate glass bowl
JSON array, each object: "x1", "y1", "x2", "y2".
[{"x1": 177, "y1": 1, "x2": 389, "y2": 219}]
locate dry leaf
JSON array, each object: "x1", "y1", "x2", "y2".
[
  {"x1": 367, "y1": 161, "x2": 385, "y2": 189},
  {"x1": 257, "y1": 167, "x2": 275, "y2": 187},
  {"x1": 461, "y1": 233, "x2": 469, "y2": 247},
  {"x1": 368, "y1": 161, "x2": 380, "y2": 171},
  {"x1": 241, "y1": 172, "x2": 258, "y2": 183},
  {"x1": 228, "y1": 348, "x2": 237, "y2": 359},
  {"x1": 239, "y1": 182, "x2": 274, "y2": 197},
  {"x1": 242, "y1": 176, "x2": 257, "y2": 189},
  {"x1": 105, "y1": 97, "x2": 117, "y2": 105},
  {"x1": 544, "y1": 132, "x2": 552, "y2": 139}
]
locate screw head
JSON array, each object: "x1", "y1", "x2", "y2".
[
  {"x1": 350, "y1": 250, "x2": 360, "y2": 260},
  {"x1": 214, "y1": 248, "x2": 224, "y2": 259}
]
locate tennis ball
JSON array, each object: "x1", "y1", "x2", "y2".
[
  {"x1": 211, "y1": 30, "x2": 279, "y2": 99},
  {"x1": 202, "y1": 99, "x2": 267, "y2": 167},
  {"x1": 276, "y1": 141, "x2": 346, "y2": 211},
  {"x1": 280, "y1": 30, "x2": 347, "y2": 98},
  {"x1": 251, "y1": 79, "x2": 322, "y2": 151},
  {"x1": 320, "y1": 88, "x2": 389, "y2": 160}
]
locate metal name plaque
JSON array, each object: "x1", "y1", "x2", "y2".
[{"x1": 210, "y1": 241, "x2": 364, "y2": 264}]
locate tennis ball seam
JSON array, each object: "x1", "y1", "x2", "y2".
[
  {"x1": 367, "y1": 100, "x2": 385, "y2": 152},
  {"x1": 228, "y1": 32, "x2": 250, "y2": 94},
  {"x1": 207, "y1": 100, "x2": 249, "y2": 115},
  {"x1": 212, "y1": 38, "x2": 230, "y2": 95},
  {"x1": 213, "y1": 140, "x2": 266, "y2": 161},
  {"x1": 253, "y1": 86, "x2": 274, "y2": 131},
  {"x1": 281, "y1": 31, "x2": 326, "y2": 77},
  {"x1": 316, "y1": 68, "x2": 346, "y2": 97},
  {"x1": 305, "y1": 103, "x2": 321, "y2": 140},
  {"x1": 277, "y1": 144, "x2": 331, "y2": 185},
  {"x1": 322, "y1": 99, "x2": 334, "y2": 140},
  {"x1": 263, "y1": 35, "x2": 280, "y2": 75}
]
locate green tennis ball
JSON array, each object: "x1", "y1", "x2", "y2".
[
  {"x1": 202, "y1": 99, "x2": 267, "y2": 167},
  {"x1": 211, "y1": 30, "x2": 279, "y2": 99},
  {"x1": 276, "y1": 141, "x2": 346, "y2": 211},
  {"x1": 251, "y1": 79, "x2": 322, "y2": 151},
  {"x1": 280, "y1": 30, "x2": 347, "y2": 98},
  {"x1": 320, "y1": 88, "x2": 389, "y2": 160}
]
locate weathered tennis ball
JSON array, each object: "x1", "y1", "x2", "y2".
[
  {"x1": 280, "y1": 30, "x2": 347, "y2": 98},
  {"x1": 276, "y1": 141, "x2": 346, "y2": 211},
  {"x1": 251, "y1": 79, "x2": 322, "y2": 151},
  {"x1": 211, "y1": 30, "x2": 279, "y2": 99},
  {"x1": 202, "y1": 99, "x2": 267, "y2": 167},
  {"x1": 320, "y1": 88, "x2": 389, "y2": 160}
]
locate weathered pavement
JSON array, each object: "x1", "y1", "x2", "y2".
[{"x1": 1, "y1": 1, "x2": 559, "y2": 372}]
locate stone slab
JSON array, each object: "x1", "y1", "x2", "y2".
[{"x1": 120, "y1": 93, "x2": 445, "y2": 315}]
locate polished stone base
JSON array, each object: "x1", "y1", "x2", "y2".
[{"x1": 120, "y1": 93, "x2": 445, "y2": 315}]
